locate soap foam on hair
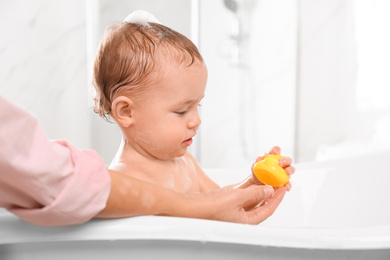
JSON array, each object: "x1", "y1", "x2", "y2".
[{"x1": 123, "y1": 10, "x2": 160, "y2": 27}]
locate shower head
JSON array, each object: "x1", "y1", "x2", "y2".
[{"x1": 224, "y1": 0, "x2": 238, "y2": 13}]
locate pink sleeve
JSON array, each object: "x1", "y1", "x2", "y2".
[{"x1": 0, "y1": 96, "x2": 111, "y2": 226}]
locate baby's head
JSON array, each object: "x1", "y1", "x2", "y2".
[{"x1": 92, "y1": 18, "x2": 204, "y2": 121}]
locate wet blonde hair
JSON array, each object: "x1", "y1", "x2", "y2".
[{"x1": 92, "y1": 22, "x2": 203, "y2": 121}]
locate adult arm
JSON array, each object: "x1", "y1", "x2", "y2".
[
  {"x1": 96, "y1": 170, "x2": 284, "y2": 225},
  {"x1": 0, "y1": 96, "x2": 111, "y2": 226}
]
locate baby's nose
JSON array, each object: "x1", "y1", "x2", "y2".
[{"x1": 188, "y1": 112, "x2": 201, "y2": 129}]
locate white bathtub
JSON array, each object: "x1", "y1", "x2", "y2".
[{"x1": 1, "y1": 150, "x2": 390, "y2": 259}]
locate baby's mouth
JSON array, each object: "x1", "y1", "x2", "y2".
[{"x1": 182, "y1": 138, "x2": 193, "y2": 146}]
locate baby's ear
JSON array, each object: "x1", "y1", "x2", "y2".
[{"x1": 111, "y1": 96, "x2": 134, "y2": 127}]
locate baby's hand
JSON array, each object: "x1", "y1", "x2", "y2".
[{"x1": 251, "y1": 146, "x2": 295, "y2": 191}]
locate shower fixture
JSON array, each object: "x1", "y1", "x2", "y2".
[
  {"x1": 223, "y1": 0, "x2": 242, "y2": 66},
  {"x1": 224, "y1": 0, "x2": 238, "y2": 13}
]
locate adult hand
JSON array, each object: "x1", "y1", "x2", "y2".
[{"x1": 190, "y1": 185, "x2": 286, "y2": 225}]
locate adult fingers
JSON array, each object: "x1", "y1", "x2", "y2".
[
  {"x1": 244, "y1": 186, "x2": 287, "y2": 225},
  {"x1": 285, "y1": 182, "x2": 292, "y2": 191},
  {"x1": 241, "y1": 185, "x2": 274, "y2": 210}
]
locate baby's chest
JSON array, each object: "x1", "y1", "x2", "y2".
[{"x1": 169, "y1": 163, "x2": 200, "y2": 193}]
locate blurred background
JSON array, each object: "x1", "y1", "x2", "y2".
[{"x1": 1, "y1": 0, "x2": 390, "y2": 168}]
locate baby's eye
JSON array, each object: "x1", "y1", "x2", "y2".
[{"x1": 175, "y1": 110, "x2": 187, "y2": 115}]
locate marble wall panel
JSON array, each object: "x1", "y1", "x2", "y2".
[{"x1": 0, "y1": 0, "x2": 91, "y2": 149}]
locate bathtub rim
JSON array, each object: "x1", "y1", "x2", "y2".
[
  {"x1": 2, "y1": 150, "x2": 390, "y2": 251},
  {"x1": 1, "y1": 212, "x2": 390, "y2": 250}
]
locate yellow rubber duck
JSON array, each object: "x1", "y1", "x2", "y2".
[{"x1": 253, "y1": 154, "x2": 290, "y2": 188}]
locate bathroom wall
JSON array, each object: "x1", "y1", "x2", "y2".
[
  {"x1": 296, "y1": 0, "x2": 357, "y2": 162},
  {"x1": 2, "y1": 0, "x2": 389, "y2": 167},
  {"x1": 0, "y1": 0, "x2": 92, "y2": 149},
  {"x1": 297, "y1": 0, "x2": 390, "y2": 162}
]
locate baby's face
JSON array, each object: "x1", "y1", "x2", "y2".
[{"x1": 129, "y1": 60, "x2": 207, "y2": 160}]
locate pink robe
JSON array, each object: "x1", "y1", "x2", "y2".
[{"x1": 0, "y1": 96, "x2": 111, "y2": 226}]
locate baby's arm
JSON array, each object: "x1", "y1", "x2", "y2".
[
  {"x1": 187, "y1": 152, "x2": 254, "y2": 192},
  {"x1": 187, "y1": 146, "x2": 294, "y2": 192},
  {"x1": 185, "y1": 152, "x2": 221, "y2": 191}
]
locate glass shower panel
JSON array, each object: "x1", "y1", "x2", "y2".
[{"x1": 198, "y1": 0, "x2": 297, "y2": 168}]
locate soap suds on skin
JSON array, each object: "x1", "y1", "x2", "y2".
[{"x1": 141, "y1": 191, "x2": 156, "y2": 209}]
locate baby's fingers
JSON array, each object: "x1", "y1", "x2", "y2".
[
  {"x1": 279, "y1": 156, "x2": 292, "y2": 167},
  {"x1": 270, "y1": 146, "x2": 281, "y2": 155},
  {"x1": 285, "y1": 166, "x2": 295, "y2": 176},
  {"x1": 254, "y1": 156, "x2": 263, "y2": 163},
  {"x1": 279, "y1": 156, "x2": 295, "y2": 177}
]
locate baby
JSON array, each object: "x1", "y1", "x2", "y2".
[{"x1": 92, "y1": 11, "x2": 294, "y2": 195}]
